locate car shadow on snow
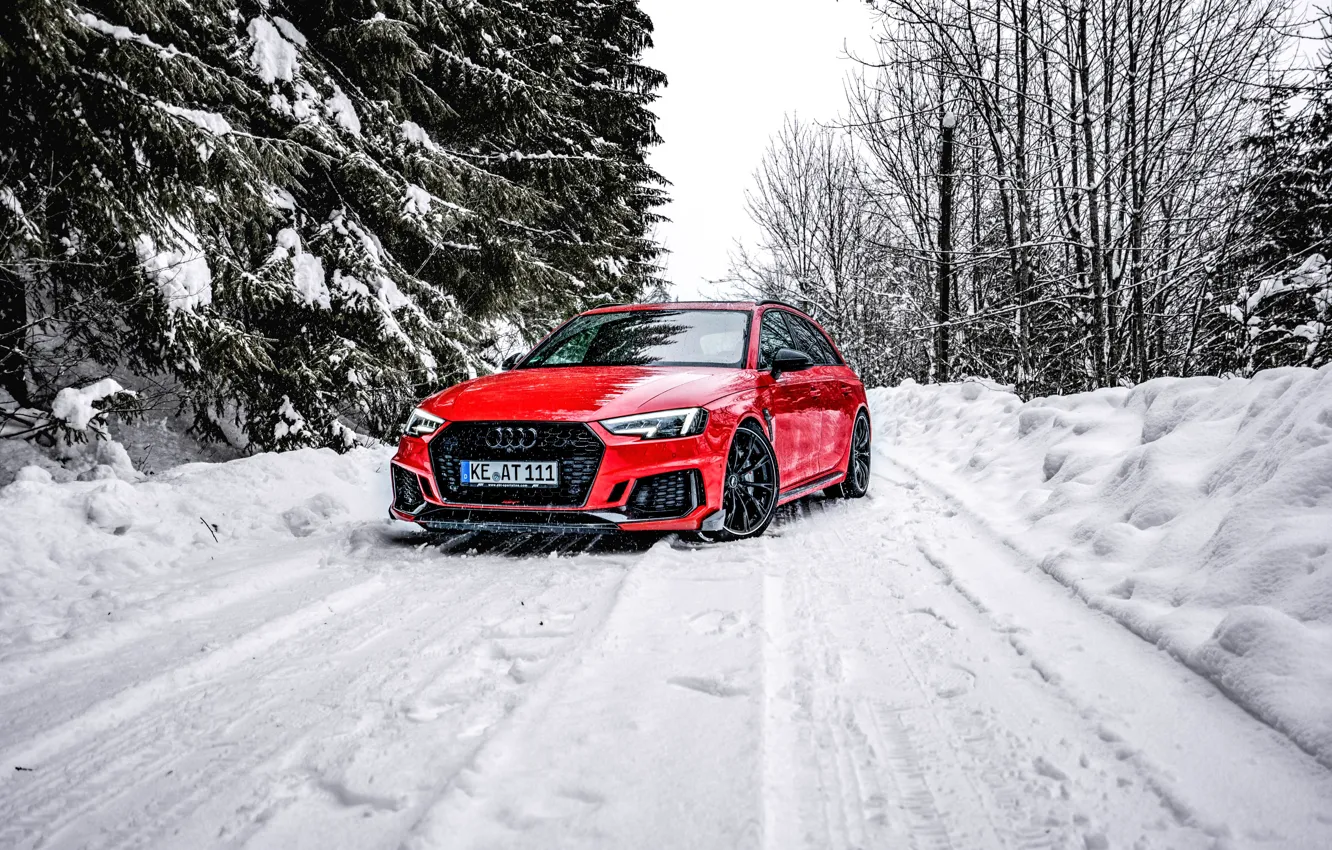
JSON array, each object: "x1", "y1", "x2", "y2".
[{"x1": 371, "y1": 494, "x2": 841, "y2": 560}]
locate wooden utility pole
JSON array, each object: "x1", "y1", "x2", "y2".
[{"x1": 936, "y1": 111, "x2": 956, "y2": 382}]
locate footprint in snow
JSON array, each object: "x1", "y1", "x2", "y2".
[
  {"x1": 498, "y1": 787, "x2": 604, "y2": 830},
  {"x1": 927, "y1": 664, "x2": 976, "y2": 699},
  {"x1": 312, "y1": 775, "x2": 406, "y2": 813},
  {"x1": 686, "y1": 609, "x2": 750, "y2": 637}
]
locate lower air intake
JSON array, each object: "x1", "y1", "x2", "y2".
[
  {"x1": 392, "y1": 464, "x2": 425, "y2": 513},
  {"x1": 625, "y1": 469, "x2": 700, "y2": 520}
]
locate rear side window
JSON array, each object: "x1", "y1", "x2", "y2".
[
  {"x1": 785, "y1": 313, "x2": 841, "y2": 366},
  {"x1": 758, "y1": 310, "x2": 798, "y2": 369}
]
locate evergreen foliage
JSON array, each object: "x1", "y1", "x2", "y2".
[
  {"x1": 1222, "y1": 62, "x2": 1332, "y2": 374},
  {"x1": 0, "y1": 0, "x2": 666, "y2": 449}
]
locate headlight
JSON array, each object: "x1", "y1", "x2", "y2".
[
  {"x1": 403, "y1": 408, "x2": 445, "y2": 438},
  {"x1": 600, "y1": 407, "x2": 709, "y2": 439}
]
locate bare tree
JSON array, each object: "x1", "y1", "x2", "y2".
[
  {"x1": 834, "y1": 0, "x2": 1290, "y2": 392},
  {"x1": 724, "y1": 117, "x2": 927, "y2": 384}
]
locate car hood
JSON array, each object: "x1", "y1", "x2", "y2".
[{"x1": 419, "y1": 366, "x2": 754, "y2": 422}]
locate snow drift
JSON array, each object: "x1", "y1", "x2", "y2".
[
  {"x1": 870, "y1": 365, "x2": 1332, "y2": 768},
  {"x1": 0, "y1": 446, "x2": 391, "y2": 651}
]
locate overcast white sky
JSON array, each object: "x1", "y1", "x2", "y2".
[{"x1": 639, "y1": 1, "x2": 877, "y2": 300}]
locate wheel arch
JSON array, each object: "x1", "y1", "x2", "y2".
[
  {"x1": 736, "y1": 412, "x2": 770, "y2": 439},
  {"x1": 854, "y1": 403, "x2": 872, "y2": 429}
]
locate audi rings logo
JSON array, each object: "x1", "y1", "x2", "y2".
[{"x1": 486, "y1": 426, "x2": 539, "y2": 451}]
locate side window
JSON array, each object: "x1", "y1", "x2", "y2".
[
  {"x1": 787, "y1": 315, "x2": 838, "y2": 366},
  {"x1": 806, "y1": 320, "x2": 843, "y2": 365},
  {"x1": 757, "y1": 310, "x2": 797, "y2": 369}
]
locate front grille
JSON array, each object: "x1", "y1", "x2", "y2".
[
  {"x1": 392, "y1": 464, "x2": 425, "y2": 513},
  {"x1": 428, "y1": 422, "x2": 604, "y2": 507},
  {"x1": 625, "y1": 469, "x2": 700, "y2": 520}
]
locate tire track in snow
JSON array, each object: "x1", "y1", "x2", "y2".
[
  {"x1": 163, "y1": 562, "x2": 627, "y2": 850},
  {"x1": 0, "y1": 575, "x2": 391, "y2": 775},
  {"x1": 892, "y1": 447, "x2": 1332, "y2": 774},
  {"x1": 184, "y1": 552, "x2": 636, "y2": 850},
  {"x1": 880, "y1": 450, "x2": 1332, "y2": 846},
  {"x1": 0, "y1": 522, "x2": 419, "y2": 746},
  {"x1": 0, "y1": 521, "x2": 409, "y2": 691},
  {"x1": 0, "y1": 547, "x2": 326, "y2": 695},
  {"x1": 0, "y1": 573, "x2": 403, "y2": 850},
  {"x1": 758, "y1": 469, "x2": 1214, "y2": 850},
  {"x1": 763, "y1": 518, "x2": 988, "y2": 850},
  {"x1": 0, "y1": 559, "x2": 367, "y2": 752},
  {"x1": 0, "y1": 548, "x2": 629, "y2": 850},
  {"x1": 760, "y1": 571, "x2": 800, "y2": 850},
  {"x1": 392, "y1": 547, "x2": 651, "y2": 850},
  {"x1": 393, "y1": 539, "x2": 767, "y2": 850}
]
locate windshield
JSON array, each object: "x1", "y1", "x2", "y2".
[{"x1": 520, "y1": 309, "x2": 751, "y2": 369}]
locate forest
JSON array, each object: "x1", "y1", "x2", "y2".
[
  {"x1": 0, "y1": 0, "x2": 666, "y2": 450},
  {"x1": 728, "y1": 0, "x2": 1332, "y2": 393}
]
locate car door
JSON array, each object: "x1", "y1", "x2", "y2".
[
  {"x1": 756, "y1": 309, "x2": 821, "y2": 487},
  {"x1": 815, "y1": 326, "x2": 861, "y2": 466},
  {"x1": 815, "y1": 318, "x2": 858, "y2": 474},
  {"x1": 783, "y1": 313, "x2": 846, "y2": 476}
]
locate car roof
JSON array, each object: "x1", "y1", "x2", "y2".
[
  {"x1": 582, "y1": 300, "x2": 819, "y2": 318},
  {"x1": 582, "y1": 301, "x2": 759, "y2": 314}
]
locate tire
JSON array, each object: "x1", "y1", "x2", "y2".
[
  {"x1": 695, "y1": 421, "x2": 780, "y2": 542},
  {"x1": 826, "y1": 410, "x2": 871, "y2": 499}
]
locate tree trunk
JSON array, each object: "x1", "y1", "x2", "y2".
[
  {"x1": 1126, "y1": 0, "x2": 1148, "y2": 383},
  {"x1": 1100, "y1": 0, "x2": 1119, "y2": 382},
  {"x1": 0, "y1": 266, "x2": 31, "y2": 407},
  {"x1": 1015, "y1": 0, "x2": 1034, "y2": 392},
  {"x1": 1077, "y1": 0, "x2": 1109, "y2": 386}
]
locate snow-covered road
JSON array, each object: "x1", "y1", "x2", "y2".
[{"x1": 4, "y1": 442, "x2": 1332, "y2": 849}]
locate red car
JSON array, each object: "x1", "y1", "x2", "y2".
[{"x1": 388, "y1": 301, "x2": 871, "y2": 541}]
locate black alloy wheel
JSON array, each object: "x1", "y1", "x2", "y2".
[
  {"x1": 702, "y1": 422, "x2": 779, "y2": 541},
  {"x1": 827, "y1": 411, "x2": 872, "y2": 499}
]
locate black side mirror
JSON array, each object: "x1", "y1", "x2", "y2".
[
  {"x1": 771, "y1": 347, "x2": 813, "y2": 375},
  {"x1": 501, "y1": 353, "x2": 522, "y2": 370}
]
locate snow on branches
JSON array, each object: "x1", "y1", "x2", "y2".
[
  {"x1": 1224, "y1": 255, "x2": 1332, "y2": 373},
  {"x1": 1, "y1": 0, "x2": 666, "y2": 451}
]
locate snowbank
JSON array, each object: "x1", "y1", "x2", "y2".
[
  {"x1": 869, "y1": 366, "x2": 1332, "y2": 767},
  {"x1": 0, "y1": 445, "x2": 391, "y2": 650}
]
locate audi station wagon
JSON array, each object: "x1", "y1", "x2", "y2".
[{"x1": 389, "y1": 301, "x2": 871, "y2": 541}]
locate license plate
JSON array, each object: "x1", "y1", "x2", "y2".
[{"x1": 460, "y1": 460, "x2": 559, "y2": 488}]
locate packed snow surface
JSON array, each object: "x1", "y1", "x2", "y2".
[{"x1": 2, "y1": 367, "x2": 1332, "y2": 848}]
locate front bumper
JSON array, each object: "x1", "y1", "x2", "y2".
[{"x1": 388, "y1": 418, "x2": 729, "y2": 533}]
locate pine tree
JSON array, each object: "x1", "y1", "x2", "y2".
[
  {"x1": 1222, "y1": 67, "x2": 1332, "y2": 373},
  {"x1": 1235, "y1": 83, "x2": 1321, "y2": 274},
  {"x1": 0, "y1": 0, "x2": 667, "y2": 451}
]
